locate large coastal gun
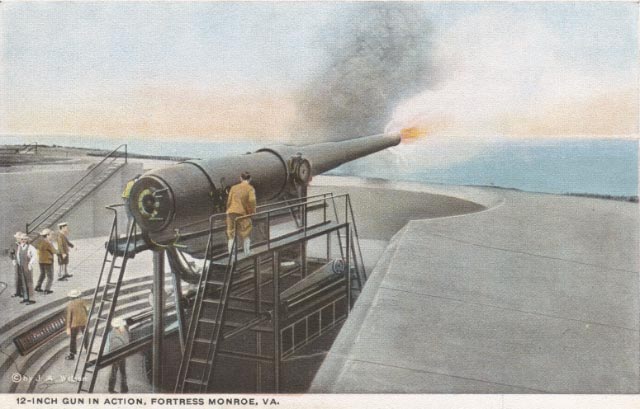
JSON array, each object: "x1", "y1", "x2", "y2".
[{"x1": 125, "y1": 132, "x2": 400, "y2": 253}]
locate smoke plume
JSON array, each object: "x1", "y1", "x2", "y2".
[
  {"x1": 386, "y1": 9, "x2": 638, "y2": 139},
  {"x1": 293, "y1": 3, "x2": 435, "y2": 142}
]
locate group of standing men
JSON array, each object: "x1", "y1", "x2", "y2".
[
  {"x1": 10, "y1": 222, "x2": 128, "y2": 392},
  {"x1": 9, "y1": 222, "x2": 75, "y2": 305},
  {"x1": 3, "y1": 172, "x2": 255, "y2": 392}
]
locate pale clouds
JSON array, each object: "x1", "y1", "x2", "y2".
[{"x1": 386, "y1": 9, "x2": 638, "y2": 139}]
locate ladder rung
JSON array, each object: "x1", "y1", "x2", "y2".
[
  {"x1": 207, "y1": 279, "x2": 224, "y2": 286},
  {"x1": 184, "y1": 378, "x2": 207, "y2": 386},
  {"x1": 194, "y1": 338, "x2": 214, "y2": 344},
  {"x1": 199, "y1": 318, "x2": 218, "y2": 325},
  {"x1": 224, "y1": 321, "x2": 245, "y2": 328},
  {"x1": 202, "y1": 298, "x2": 221, "y2": 305},
  {"x1": 190, "y1": 357, "x2": 212, "y2": 365}
]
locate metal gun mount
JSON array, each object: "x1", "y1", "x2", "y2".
[{"x1": 92, "y1": 134, "x2": 391, "y2": 394}]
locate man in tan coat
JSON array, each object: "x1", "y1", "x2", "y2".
[
  {"x1": 65, "y1": 289, "x2": 89, "y2": 360},
  {"x1": 35, "y1": 229, "x2": 56, "y2": 294},
  {"x1": 226, "y1": 171, "x2": 256, "y2": 256},
  {"x1": 57, "y1": 222, "x2": 74, "y2": 280}
]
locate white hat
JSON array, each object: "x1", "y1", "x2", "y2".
[
  {"x1": 111, "y1": 317, "x2": 126, "y2": 328},
  {"x1": 40, "y1": 228, "x2": 52, "y2": 236},
  {"x1": 67, "y1": 289, "x2": 82, "y2": 298},
  {"x1": 58, "y1": 222, "x2": 68, "y2": 229},
  {"x1": 19, "y1": 233, "x2": 29, "y2": 240},
  {"x1": 14, "y1": 231, "x2": 23, "y2": 239}
]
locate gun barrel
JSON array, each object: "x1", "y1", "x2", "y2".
[
  {"x1": 128, "y1": 132, "x2": 400, "y2": 242},
  {"x1": 294, "y1": 132, "x2": 400, "y2": 175}
]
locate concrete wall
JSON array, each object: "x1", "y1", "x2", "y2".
[{"x1": 0, "y1": 162, "x2": 143, "y2": 253}]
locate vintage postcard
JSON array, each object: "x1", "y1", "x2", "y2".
[{"x1": 0, "y1": 1, "x2": 638, "y2": 408}]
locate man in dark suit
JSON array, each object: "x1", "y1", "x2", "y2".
[{"x1": 9, "y1": 232, "x2": 23, "y2": 299}]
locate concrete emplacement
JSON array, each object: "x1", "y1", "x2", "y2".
[{"x1": 0, "y1": 149, "x2": 637, "y2": 394}]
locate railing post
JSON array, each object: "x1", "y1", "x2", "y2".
[
  {"x1": 272, "y1": 250, "x2": 281, "y2": 392},
  {"x1": 266, "y1": 213, "x2": 271, "y2": 250},
  {"x1": 172, "y1": 271, "x2": 186, "y2": 355},
  {"x1": 124, "y1": 144, "x2": 127, "y2": 164},
  {"x1": 254, "y1": 251, "x2": 262, "y2": 391},
  {"x1": 345, "y1": 225, "x2": 351, "y2": 313},
  {"x1": 345, "y1": 195, "x2": 349, "y2": 224},
  {"x1": 324, "y1": 194, "x2": 329, "y2": 223},
  {"x1": 152, "y1": 250, "x2": 165, "y2": 392}
]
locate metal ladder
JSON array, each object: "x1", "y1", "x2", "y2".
[
  {"x1": 332, "y1": 196, "x2": 367, "y2": 293},
  {"x1": 174, "y1": 231, "x2": 238, "y2": 393},
  {"x1": 74, "y1": 207, "x2": 137, "y2": 393}
]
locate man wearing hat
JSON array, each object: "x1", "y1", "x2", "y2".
[
  {"x1": 65, "y1": 289, "x2": 89, "y2": 360},
  {"x1": 226, "y1": 171, "x2": 256, "y2": 256},
  {"x1": 35, "y1": 229, "x2": 56, "y2": 294},
  {"x1": 57, "y1": 222, "x2": 74, "y2": 280},
  {"x1": 105, "y1": 317, "x2": 129, "y2": 393},
  {"x1": 15, "y1": 234, "x2": 37, "y2": 305},
  {"x1": 9, "y1": 232, "x2": 23, "y2": 298},
  {"x1": 121, "y1": 175, "x2": 141, "y2": 236}
]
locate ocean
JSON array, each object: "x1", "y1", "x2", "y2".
[
  {"x1": 1, "y1": 135, "x2": 637, "y2": 198},
  {"x1": 331, "y1": 138, "x2": 639, "y2": 198}
]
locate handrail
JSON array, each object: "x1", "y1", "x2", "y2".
[
  {"x1": 21, "y1": 142, "x2": 38, "y2": 154},
  {"x1": 237, "y1": 193, "x2": 349, "y2": 224},
  {"x1": 235, "y1": 193, "x2": 351, "y2": 248},
  {"x1": 346, "y1": 195, "x2": 367, "y2": 282},
  {"x1": 26, "y1": 144, "x2": 128, "y2": 234},
  {"x1": 176, "y1": 192, "x2": 337, "y2": 232}
]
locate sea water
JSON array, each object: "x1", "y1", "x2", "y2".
[
  {"x1": 333, "y1": 138, "x2": 639, "y2": 198},
  {"x1": 1, "y1": 135, "x2": 637, "y2": 198}
]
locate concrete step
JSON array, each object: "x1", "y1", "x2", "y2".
[
  {"x1": 0, "y1": 298, "x2": 178, "y2": 393},
  {"x1": 0, "y1": 273, "x2": 170, "y2": 338},
  {"x1": 0, "y1": 274, "x2": 174, "y2": 378},
  {"x1": 7, "y1": 332, "x2": 67, "y2": 393}
]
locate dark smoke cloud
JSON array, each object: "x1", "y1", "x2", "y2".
[{"x1": 294, "y1": 3, "x2": 435, "y2": 142}]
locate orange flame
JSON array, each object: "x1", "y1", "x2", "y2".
[{"x1": 400, "y1": 126, "x2": 428, "y2": 141}]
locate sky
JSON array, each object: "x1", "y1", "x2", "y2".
[{"x1": 0, "y1": 1, "x2": 638, "y2": 142}]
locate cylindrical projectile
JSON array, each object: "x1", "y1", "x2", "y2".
[{"x1": 128, "y1": 132, "x2": 400, "y2": 243}]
